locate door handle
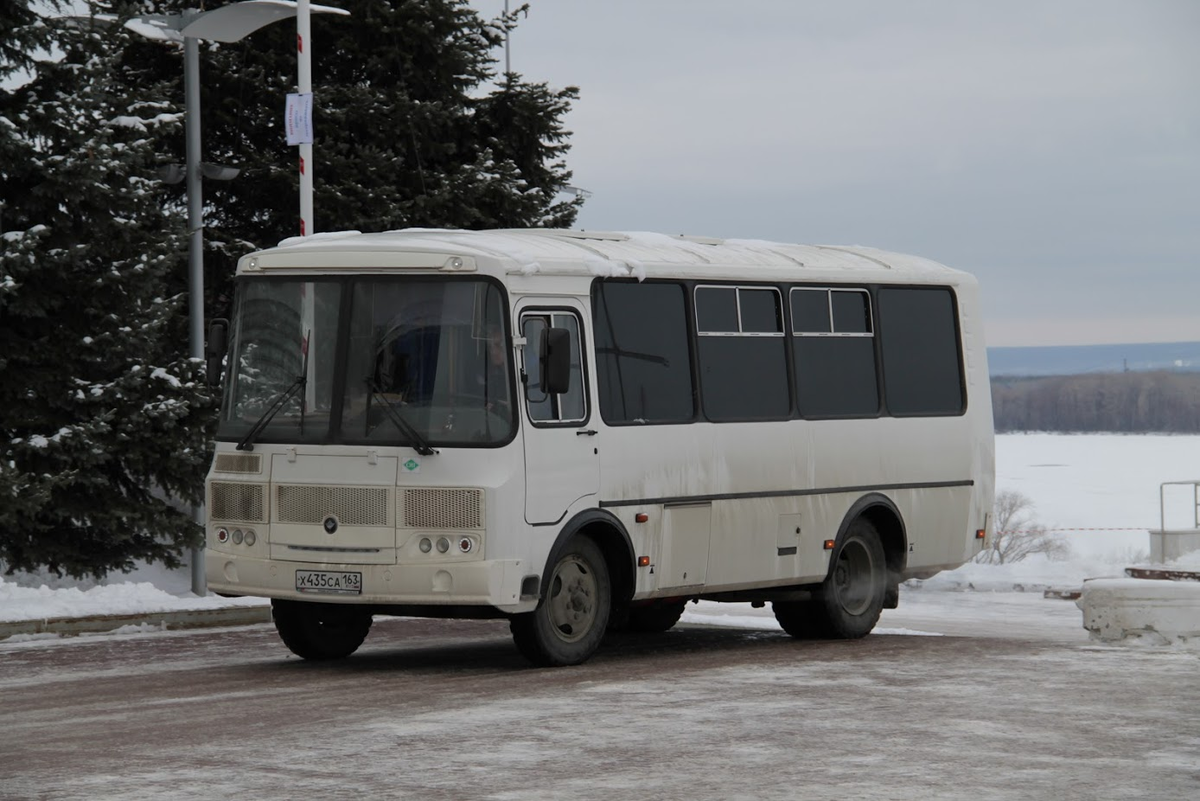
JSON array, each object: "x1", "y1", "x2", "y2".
[{"x1": 576, "y1": 429, "x2": 598, "y2": 437}]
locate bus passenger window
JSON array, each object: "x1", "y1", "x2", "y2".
[
  {"x1": 877, "y1": 287, "x2": 965, "y2": 416},
  {"x1": 593, "y1": 281, "x2": 695, "y2": 424},
  {"x1": 791, "y1": 287, "x2": 879, "y2": 418},
  {"x1": 695, "y1": 285, "x2": 789, "y2": 422}
]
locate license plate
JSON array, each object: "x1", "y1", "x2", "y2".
[{"x1": 295, "y1": 570, "x2": 362, "y2": 596}]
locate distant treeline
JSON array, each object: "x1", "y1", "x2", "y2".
[{"x1": 991, "y1": 371, "x2": 1200, "y2": 433}]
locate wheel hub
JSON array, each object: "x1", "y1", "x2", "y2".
[
  {"x1": 548, "y1": 557, "x2": 597, "y2": 642},
  {"x1": 834, "y1": 540, "x2": 876, "y2": 616}
]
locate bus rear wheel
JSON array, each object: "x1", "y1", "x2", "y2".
[
  {"x1": 510, "y1": 536, "x2": 611, "y2": 666},
  {"x1": 774, "y1": 518, "x2": 886, "y2": 640},
  {"x1": 272, "y1": 599, "x2": 373, "y2": 660}
]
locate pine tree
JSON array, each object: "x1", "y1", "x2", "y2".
[{"x1": 0, "y1": 2, "x2": 215, "y2": 578}]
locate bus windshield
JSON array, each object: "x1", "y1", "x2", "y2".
[{"x1": 218, "y1": 276, "x2": 514, "y2": 448}]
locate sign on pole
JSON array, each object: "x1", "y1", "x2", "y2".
[{"x1": 285, "y1": 92, "x2": 314, "y2": 145}]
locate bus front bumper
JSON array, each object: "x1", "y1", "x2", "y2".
[{"x1": 205, "y1": 552, "x2": 537, "y2": 614}]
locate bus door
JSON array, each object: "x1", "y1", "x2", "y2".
[{"x1": 516, "y1": 301, "x2": 599, "y2": 525}]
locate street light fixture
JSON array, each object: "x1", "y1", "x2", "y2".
[{"x1": 69, "y1": 1, "x2": 348, "y2": 595}]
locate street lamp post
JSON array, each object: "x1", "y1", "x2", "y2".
[
  {"x1": 298, "y1": 0, "x2": 314, "y2": 235},
  {"x1": 183, "y1": 30, "x2": 204, "y2": 370},
  {"x1": 72, "y1": 1, "x2": 348, "y2": 595}
]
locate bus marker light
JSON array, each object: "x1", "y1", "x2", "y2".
[
  {"x1": 975, "y1": 529, "x2": 986, "y2": 539},
  {"x1": 216, "y1": 528, "x2": 229, "y2": 544},
  {"x1": 419, "y1": 538, "x2": 432, "y2": 553},
  {"x1": 637, "y1": 556, "x2": 650, "y2": 567},
  {"x1": 458, "y1": 538, "x2": 473, "y2": 553},
  {"x1": 823, "y1": 539, "x2": 836, "y2": 550},
  {"x1": 635, "y1": 513, "x2": 648, "y2": 523}
]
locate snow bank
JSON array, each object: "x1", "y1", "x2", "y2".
[
  {"x1": 907, "y1": 554, "x2": 1126, "y2": 593},
  {"x1": 0, "y1": 576, "x2": 266, "y2": 623}
]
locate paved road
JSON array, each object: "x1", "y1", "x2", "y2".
[{"x1": 2, "y1": 609, "x2": 1198, "y2": 801}]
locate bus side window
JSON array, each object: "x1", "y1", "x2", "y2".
[
  {"x1": 877, "y1": 287, "x2": 965, "y2": 416},
  {"x1": 791, "y1": 287, "x2": 879, "y2": 418}
]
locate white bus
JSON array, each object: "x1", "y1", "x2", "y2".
[{"x1": 204, "y1": 229, "x2": 994, "y2": 666}]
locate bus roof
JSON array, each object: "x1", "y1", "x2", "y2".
[{"x1": 240, "y1": 228, "x2": 971, "y2": 283}]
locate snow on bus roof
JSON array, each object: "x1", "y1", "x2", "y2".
[{"x1": 259, "y1": 228, "x2": 963, "y2": 279}]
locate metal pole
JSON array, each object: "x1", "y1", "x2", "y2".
[
  {"x1": 185, "y1": 32, "x2": 207, "y2": 596},
  {"x1": 504, "y1": 0, "x2": 510, "y2": 75},
  {"x1": 185, "y1": 38, "x2": 203, "y2": 362},
  {"x1": 298, "y1": 0, "x2": 313, "y2": 235}
]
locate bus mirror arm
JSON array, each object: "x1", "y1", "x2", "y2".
[{"x1": 205, "y1": 319, "x2": 229, "y2": 387}]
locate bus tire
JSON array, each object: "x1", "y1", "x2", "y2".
[
  {"x1": 624, "y1": 601, "x2": 687, "y2": 633},
  {"x1": 774, "y1": 518, "x2": 886, "y2": 640},
  {"x1": 771, "y1": 600, "x2": 822, "y2": 639},
  {"x1": 510, "y1": 536, "x2": 611, "y2": 666},
  {"x1": 272, "y1": 599, "x2": 373, "y2": 660}
]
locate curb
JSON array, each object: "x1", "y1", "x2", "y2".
[{"x1": 0, "y1": 605, "x2": 273, "y2": 641}]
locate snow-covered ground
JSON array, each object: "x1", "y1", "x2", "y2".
[{"x1": 3, "y1": 433, "x2": 1199, "y2": 642}]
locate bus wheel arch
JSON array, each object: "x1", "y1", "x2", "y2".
[
  {"x1": 537, "y1": 509, "x2": 636, "y2": 609},
  {"x1": 848, "y1": 495, "x2": 907, "y2": 609},
  {"x1": 774, "y1": 494, "x2": 903, "y2": 639},
  {"x1": 510, "y1": 510, "x2": 634, "y2": 666}
]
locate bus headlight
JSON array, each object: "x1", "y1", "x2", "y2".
[
  {"x1": 419, "y1": 538, "x2": 432, "y2": 553},
  {"x1": 436, "y1": 537, "x2": 450, "y2": 554}
]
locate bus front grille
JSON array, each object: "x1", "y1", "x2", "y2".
[
  {"x1": 209, "y1": 482, "x2": 267, "y2": 523},
  {"x1": 401, "y1": 488, "x2": 483, "y2": 530},
  {"x1": 275, "y1": 485, "x2": 391, "y2": 527}
]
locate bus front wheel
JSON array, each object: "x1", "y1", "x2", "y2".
[
  {"x1": 272, "y1": 599, "x2": 373, "y2": 660},
  {"x1": 774, "y1": 518, "x2": 886, "y2": 639},
  {"x1": 623, "y1": 601, "x2": 687, "y2": 633},
  {"x1": 510, "y1": 536, "x2": 611, "y2": 666}
]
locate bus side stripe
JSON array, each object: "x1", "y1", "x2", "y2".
[{"x1": 598, "y1": 479, "x2": 974, "y2": 508}]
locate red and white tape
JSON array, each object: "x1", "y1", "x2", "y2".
[{"x1": 997, "y1": 527, "x2": 1149, "y2": 534}]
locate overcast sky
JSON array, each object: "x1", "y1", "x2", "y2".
[{"x1": 472, "y1": 0, "x2": 1198, "y2": 347}]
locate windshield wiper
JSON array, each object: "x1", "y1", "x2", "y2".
[
  {"x1": 364, "y1": 377, "x2": 438, "y2": 456},
  {"x1": 236, "y1": 374, "x2": 305, "y2": 451},
  {"x1": 237, "y1": 333, "x2": 310, "y2": 451}
]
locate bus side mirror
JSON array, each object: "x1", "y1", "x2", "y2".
[
  {"x1": 539, "y1": 327, "x2": 571, "y2": 395},
  {"x1": 206, "y1": 318, "x2": 229, "y2": 388}
]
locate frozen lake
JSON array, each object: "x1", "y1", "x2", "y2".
[{"x1": 997, "y1": 433, "x2": 1200, "y2": 560}]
